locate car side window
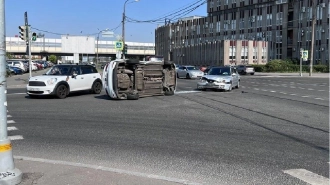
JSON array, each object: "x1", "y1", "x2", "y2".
[
  {"x1": 179, "y1": 67, "x2": 184, "y2": 70},
  {"x1": 71, "y1": 66, "x2": 81, "y2": 75},
  {"x1": 91, "y1": 67, "x2": 98, "y2": 73},
  {"x1": 81, "y1": 66, "x2": 93, "y2": 74}
]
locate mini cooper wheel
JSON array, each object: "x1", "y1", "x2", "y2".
[
  {"x1": 92, "y1": 81, "x2": 102, "y2": 94},
  {"x1": 56, "y1": 85, "x2": 68, "y2": 99}
]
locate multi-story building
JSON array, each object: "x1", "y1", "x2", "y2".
[{"x1": 155, "y1": 0, "x2": 329, "y2": 66}]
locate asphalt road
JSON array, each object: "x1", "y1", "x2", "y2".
[{"x1": 5, "y1": 75, "x2": 329, "y2": 185}]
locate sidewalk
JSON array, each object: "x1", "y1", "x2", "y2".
[
  {"x1": 15, "y1": 157, "x2": 187, "y2": 185},
  {"x1": 254, "y1": 72, "x2": 329, "y2": 78}
]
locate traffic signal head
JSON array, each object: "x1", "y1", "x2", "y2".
[
  {"x1": 19, "y1": 25, "x2": 28, "y2": 41},
  {"x1": 124, "y1": 44, "x2": 128, "y2": 54},
  {"x1": 32, "y1": 32, "x2": 37, "y2": 41}
]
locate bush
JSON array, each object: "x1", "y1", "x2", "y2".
[
  {"x1": 6, "y1": 70, "x2": 11, "y2": 78},
  {"x1": 253, "y1": 60, "x2": 329, "y2": 73}
]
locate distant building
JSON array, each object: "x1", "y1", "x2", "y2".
[{"x1": 155, "y1": 0, "x2": 329, "y2": 66}]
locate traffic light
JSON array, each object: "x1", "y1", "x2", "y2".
[
  {"x1": 32, "y1": 32, "x2": 37, "y2": 41},
  {"x1": 124, "y1": 44, "x2": 128, "y2": 54},
  {"x1": 18, "y1": 25, "x2": 28, "y2": 41}
]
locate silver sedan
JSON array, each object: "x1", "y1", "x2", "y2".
[{"x1": 197, "y1": 66, "x2": 240, "y2": 91}]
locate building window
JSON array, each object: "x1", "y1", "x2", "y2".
[
  {"x1": 231, "y1": 20, "x2": 236, "y2": 30},
  {"x1": 276, "y1": 30, "x2": 282, "y2": 43},
  {"x1": 257, "y1": 15, "x2": 262, "y2": 27},
  {"x1": 276, "y1": 12, "x2": 282, "y2": 25},
  {"x1": 253, "y1": 48, "x2": 257, "y2": 59},
  {"x1": 267, "y1": 14, "x2": 272, "y2": 26},
  {"x1": 239, "y1": 19, "x2": 245, "y2": 29},
  {"x1": 216, "y1": 21, "x2": 221, "y2": 32}
]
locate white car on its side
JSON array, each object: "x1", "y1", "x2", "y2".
[{"x1": 26, "y1": 64, "x2": 102, "y2": 99}]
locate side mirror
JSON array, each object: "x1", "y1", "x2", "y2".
[{"x1": 72, "y1": 73, "x2": 78, "y2": 78}]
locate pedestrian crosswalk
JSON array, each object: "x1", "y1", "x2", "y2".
[
  {"x1": 284, "y1": 167, "x2": 329, "y2": 185},
  {"x1": 7, "y1": 111, "x2": 23, "y2": 141}
]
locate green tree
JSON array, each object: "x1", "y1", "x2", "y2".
[
  {"x1": 49, "y1": 55, "x2": 57, "y2": 64},
  {"x1": 6, "y1": 53, "x2": 13, "y2": 59}
]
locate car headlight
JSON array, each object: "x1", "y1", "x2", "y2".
[
  {"x1": 200, "y1": 77, "x2": 207, "y2": 82},
  {"x1": 47, "y1": 78, "x2": 57, "y2": 85},
  {"x1": 215, "y1": 80, "x2": 226, "y2": 83}
]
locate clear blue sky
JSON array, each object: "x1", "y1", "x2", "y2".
[{"x1": 5, "y1": 0, "x2": 207, "y2": 43}]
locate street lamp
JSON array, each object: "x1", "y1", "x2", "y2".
[
  {"x1": 96, "y1": 28, "x2": 109, "y2": 64},
  {"x1": 300, "y1": 48, "x2": 303, "y2": 76},
  {"x1": 122, "y1": 0, "x2": 140, "y2": 59}
]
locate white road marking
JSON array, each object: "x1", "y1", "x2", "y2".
[
  {"x1": 315, "y1": 98, "x2": 324, "y2": 100},
  {"x1": 290, "y1": 86, "x2": 296, "y2": 88},
  {"x1": 308, "y1": 88, "x2": 314, "y2": 90},
  {"x1": 14, "y1": 156, "x2": 201, "y2": 185},
  {"x1": 254, "y1": 88, "x2": 260, "y2": 90},
  {"x1": 7, "y1": 120, "x2": 15, "y2": 124},
  {"x1": 318, "y1": 90, "x2": 325, "y2": 92},
  {"x1": 302, "y1": 96, "x2": 310, "y2": 98},
  {"x1": 283, "y1": 169, "x2": 329, "y2": 185},
  {"x1": 7, "y1": 115, "x2": 12, "y2": 118},
  {"x1": 261, "y1": 89, "x2": 268, "y2": 91},
  {"x1": 7, "y1": 93, "x2": 26, "y2": 95},
  {"x1": 279, "y1": 92, "x2": 287, "y2": 94},
  {"x1": 7, "y1": 127, "x2": 18, "y2": 131},
  {"x1": 270, "y1": 91, "x2": 276, "y2": 93},
  {"x1": 8, "y1": 135, "x2": 24, "y2": 141},
  {"x1": 290, "y1": 94, "x2": 296, "y2": 96},
  {"x1": 298, "y1": 87, "x2": 305, "y2": 89},
  {"x1": 175, "y1": 91, "x2": 200, "y2": 94}
]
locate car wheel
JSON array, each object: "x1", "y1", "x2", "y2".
[
  {"x1": 177, "y1": 73, "x2": 179, "y2": 78},
  {"x1": 127, "y1": 93, "x2": 139, "y2": 100},
  {"x1": 56, "y1": 85, "x2": 68, "y2": 99},
  {"x1": 186, "y1": 73, "x2": 190, "y2": 79},
  {"x1": 92, "y1": 81, "x2": 102, "y2": 94},
  {"x1": 164, "y1": 90, "x2": 175, "y2": 96},
  {"x1": 251, "y1": 73, "x2": 255, "y2": 75}
]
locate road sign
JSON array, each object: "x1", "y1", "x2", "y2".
[
  {"x1": 115, "y1": 41, "x2": 123, "y2": 50},
  {"x1": 102, "y1": 31, "x2": 114, "y2": 38},
  {"x1": 302, "y1": 50, "x2": 308, "y2": 61}
]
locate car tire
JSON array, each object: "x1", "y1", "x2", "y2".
[
  {"x1": 186, "y1": 73, "x2": 190, "y2": 79},
  {"x1": 164, "y1": 90, "x2": 174, "y2": 96},
  {"x1": 127, "y1": 93, "x2": 139, "y2": 100},
  {"x1": 251, "y1": 73, "x2": 255, "y2": 75},
  {"x1": 177, "y1": 73, "x2": 179, "y2": 78},
  {"x1": 56, "y1": 84, "x2": 68, "y2": 99},
  {"x1": 92, "y1": 81, "x2": 102, "y2": 94},
  {"x1": 236, "y1": 81, "x2": 240, "y2": 89}
]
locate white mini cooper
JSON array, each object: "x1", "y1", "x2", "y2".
[{"x1": 26, "y1": 64, "x2": 102, "y2": 99}]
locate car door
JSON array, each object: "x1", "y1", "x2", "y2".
[
  {"x1": 68, "y1": 66, "x2": 85, "y2": 91},
  {"x1": 180, "y1": 66, "x2": 188, "y2": 77},
  {"x1": 177, "y1": 66, "x2": 183, "y2": 78},
  {"x1": 231, "y1": 68, "x2": 238, "y2": 86},
  {"x1": 81, "y1": 66, "x2": 96, "y2": 90}
]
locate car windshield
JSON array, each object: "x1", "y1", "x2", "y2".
[
  {"x1": 186, "y1": 66, "x2": 198, "y2": 70},
  {"x1": 45, "y1": 66, "x2": 71, "y2": 75},
  {"x1": 208, "y1": 67, "x2": 231, "y2": 76}
]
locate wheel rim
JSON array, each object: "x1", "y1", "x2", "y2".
[
  {"x1": 58, "y1": 86, "x2": 67, "y2": 97},
  {"x1": 94, "y1": 82, "x2": 101, "y2": 93}
]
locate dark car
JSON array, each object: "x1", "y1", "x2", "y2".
[{"x1": 9, "y1": 66, "x2": 23, "y2": 75}]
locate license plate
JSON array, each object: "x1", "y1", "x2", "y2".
[
  {"x1": 30, "y1": 88, "x2": 40, "y2": 91},
  {"x1": 219, "y1": 85, "x2": 224, "y2": 89},
  {"x1": 207, "y1": 83, "x2": 213, "y2": 86}
]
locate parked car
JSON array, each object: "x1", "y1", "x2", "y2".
[
  {"x1": 197, "y1": 66, "x2": 240, "y2": 91},
  {"x1": 8, "y1": 66, "x2": 23, "y2": 75},
  {"x1": 102, "y1": 59, "x2": 176, "y2": 100},
  {"x1": 176, "y1": 65, "x2": 204, "y2": 79},
  {"x1": 26, "y1": 64, "x2": 102, "y2": 99},
  {"x1": 7, "y1": 60, "x2": 26, "y2": 73},
  {"x1": 237, "y1": 65, "x2": 255, "y2": 75}
]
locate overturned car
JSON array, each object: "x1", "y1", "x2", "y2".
[{"x1": 102, "y1": 59, "x2": 177, "y2": 100}]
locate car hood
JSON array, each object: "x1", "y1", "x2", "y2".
[
  {"x1": 29, "y1": 75, "x2": 67, "y2": 82},
  {"x1": 202, "y1": 75, "x2": 232, "y2": 81}
]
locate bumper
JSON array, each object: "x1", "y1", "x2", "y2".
[
  {"x1": 190, "y1": 74, "x2": 203, "y2": 79},
  {"x1": 26, "y1": 86, "x2": 55, "y2": 95},
  {"x1": 197, "y1": 82, "x2": 231, "y2": 90}
]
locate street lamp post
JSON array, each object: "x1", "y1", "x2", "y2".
[
  {"x1": 300, "y1": 48, "x2": 303, "y2": 76},
  {"x1": 122, "y1": 0, "x2": 139, "y2": 59}
]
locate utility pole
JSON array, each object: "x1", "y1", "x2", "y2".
[
  {"x1": 0, "y1": 1, "x2": 23, "y2": 184},
  {"x1": 309, "y1": 0, "x2": 316, "y2": 76}
]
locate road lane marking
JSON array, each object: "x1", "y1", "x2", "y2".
[
  {"x1": 279, "y1": 92, "x2": 287, "y2": 94},
  {"x1": 315, "y1": 98, "x2": 324, "y2": 100},
  {"x1": 283, "y1": 169, "x2": 329, "y2": 185},
  {"x1": 7, "y1": 115, "x2": 12, "y2": 118},
  {"x1": 7, "y1": 127, "x2": 18, "y2": 131},
  {"x1": 7, "y1": 120, "x2": 15, "y2": 124},
  {"x1": 318, "y1": 90, "x2": 325, "y2": 92},
  {"x1": 175, "y1": 91, "x2": 200, "y2": 94},
  {"x1": 290, "y1": 86, "x2": 296, "y2": 88},
  {"x1": 254, "y1": 88, "x2": 260, "y2": 90},
  {"x1": 270, "y1": 91, "x2": 276, "y2": 93},
  {"x1": 290, "y1": 94, "x2": 297, "y2": 96},
  {"x1": 8, "y1": 135, "x2": 24, "y2": 141},
  {"x1": 302, "y1": 96, "x2": 310, "y2": 98},
  {"x1": 308, "y1": 88, "x2": 314, "y2": 90},
  {"x1": 14, "y1": 156, "x2": 202, "y2": 185}
]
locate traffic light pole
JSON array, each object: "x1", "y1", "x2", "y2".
[
  {"x1": 0, "y1": 0, "x2": 23, "y2": 184},
  {"x1": 28, "y1": 29, "x2": 32, "y2": 78}
]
